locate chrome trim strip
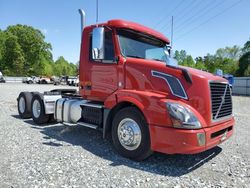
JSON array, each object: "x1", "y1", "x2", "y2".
[
  {"x1": 151, "y1": 70, "x2": 188, "y2": 100},
  {"x1": 214, "y1": 84, "x2": 228, "y2": 119}
]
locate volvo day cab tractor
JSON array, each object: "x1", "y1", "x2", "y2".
[{"x1": 17, "y1": 10, "x2": 234, "y2": 161}]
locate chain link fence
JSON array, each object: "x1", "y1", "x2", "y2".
[{"x1": 232, "y1": 77, "x2": 250, "y2": 96}]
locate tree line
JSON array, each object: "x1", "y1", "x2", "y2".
[
  {"x1": 0, "y1": 24, "x2": 77, "y2": 77},
  {"x1": 174, "y1": 40, "x2": 250, "y2": 76},
  {"x1": 0, "y1": 24, "x2": 249, "y2": 77}
]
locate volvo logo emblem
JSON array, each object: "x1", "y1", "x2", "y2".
[{"x1": 220, "y1": 95, "x2": 225, "y2": 104}]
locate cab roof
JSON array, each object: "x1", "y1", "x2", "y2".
[{"x1": 87, "y1": 19, "x2": 170, "y2": 44}]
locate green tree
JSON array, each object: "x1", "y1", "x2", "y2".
[
  {"x1": 237, "y1": 52, "x2": 250, "y2": 76},
  {"x1": 75, "y1": 61, "x2": 79, "y2": 75},
  {"x1": 53, "y1": 56, "x2": 77, "y2": 76},
  {"x1": 0, "y1": 30, "x2": 6, "y2": 71},
  {"x1": 220, "y1": 58, "x2": 238, "y2": 75},
  {"x1": 2, "y1": 33, "x2": 25, "y2": 76},
  {"x1": 2, "y1": 24, "x2": 53, "y2": 76},
  {"x1": 203, "y1": 54, "x2": 216, "y2": 73},
  {"x1": 195, "y1": 57, "x2": 206, "y2": 70},
  {"x1": 242, "y1": 39, "x2": 250, "y2": 54},
  {"x1": 244, "y1": 64, "x2": 250, "y2": 76},
  {"x1": 215, "y1": 45, "x2": 241, "y2": 60},
  {"x1": 236, "y1": 39, "x2": 250, "y2": 76},
  {"x1": 174, "y1": 50, "x2": 187, "y2": 65},
  {"x1": 174, "y1": 50, "x2": 196, "y2": 67},
  {"x1": 183, "y1": 55, "x2": 195, "y2": 67}
]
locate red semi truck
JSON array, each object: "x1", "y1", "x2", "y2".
[{"x1": 17, "y1": 10, "x2": 234, "y2": 161}]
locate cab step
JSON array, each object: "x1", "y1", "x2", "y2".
[{"x1": 79, "y1": 102, "x2": 104, "y2": 128}]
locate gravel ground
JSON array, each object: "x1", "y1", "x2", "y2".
[{"x1": 0, "y1": 83, "x2": 249, "y2": 188}]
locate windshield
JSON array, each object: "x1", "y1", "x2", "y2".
[{"x1": 117, "y1": 29, "x2": 172, "y2": 63}]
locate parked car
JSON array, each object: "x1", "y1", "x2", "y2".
[
  {"x1": 67, "y1": 76, "x2": 79, "y2": 86},
  {"x1": 22, "y1": 77, "x2": 27, "y2": 83},
  {"x1": 38, "y1": 76, "x2": 52, "y2": 84},
  {"x1": 0, "y1": 71, "x2": 6, "y2": 83},
  {"x1": 74, "y1": 76, "x2": 79, "y2": 86},
  {"x1": 26, "y1": 76, "x2": 39, "y2": 84},
  {"x1": 53, "y1": 76, "x2": 68, "y2": 85}
]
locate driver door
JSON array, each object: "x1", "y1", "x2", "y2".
[{"x1": 85, "y1": 30, "x2": 118, "y2": 101}]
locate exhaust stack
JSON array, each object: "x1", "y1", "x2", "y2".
[{"x1": 78, "y1": 9, "x2": 86, "y2": 34}]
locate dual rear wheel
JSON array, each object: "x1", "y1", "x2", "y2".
[
  {"x1": 17, "y1": 92, "x2": 33, "y2": 119},
  {"x1": 17, "y1": 92, "x2": 50, "y2": 124}
]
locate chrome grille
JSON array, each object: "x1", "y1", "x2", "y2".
[{"x1": 210, "y1": 82, "x2": 232, "y2": 120}]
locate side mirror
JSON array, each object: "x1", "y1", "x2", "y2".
[
  {"x1": 92, "y1": 27, "x2": 105, "y2": 60},
  {"x1": 164, "y1": 46, "x2": 178, "y2": 67},
  {"x1": 166, "y1": 56, "x2": 178, "y2": 67}
]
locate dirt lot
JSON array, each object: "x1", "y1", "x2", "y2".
[{"x1": 0, "y1": 83, "x2": 249, "y2": 188}]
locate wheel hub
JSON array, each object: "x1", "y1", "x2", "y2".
[{"x1": 117, "y1": 118, "x2": 142, "y2": 151}]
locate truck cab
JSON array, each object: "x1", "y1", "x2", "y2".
[{"x1": 17, "y1": 19, "x2": 234, "y2": 161}]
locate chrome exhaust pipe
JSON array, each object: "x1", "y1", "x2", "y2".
[{"x1": 78, "y1": 9, "x2": 86, "y2": 34}]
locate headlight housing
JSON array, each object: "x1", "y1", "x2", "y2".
[{"x1": 166, "y1": 102, "x2": 201, "y2": 129}]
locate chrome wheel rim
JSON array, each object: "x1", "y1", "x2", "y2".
[
  {"x1": 117, "y1": 118, "x2": 142, "y2": 151},
  {"x1": 19, "y1": 97, "x2": 25, "y2": 113},
  {"x1": 32, "y1": 99, "x2": 41, "y2": 118}
]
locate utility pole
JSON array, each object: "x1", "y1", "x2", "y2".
[
  {"x1": 171, "y1": 16, "x2": 174, "y2": 48},
  {"x1": 96, "y1": 0, "x2": 99, "y2": 24}
]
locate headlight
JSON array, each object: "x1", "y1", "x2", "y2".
[{"x1": 166, "y1": 102, "x2": 201, "y2": 129}]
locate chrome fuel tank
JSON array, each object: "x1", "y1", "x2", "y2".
[{"x1": 55, "y1": 98, "x2": 88, "y2": 123}]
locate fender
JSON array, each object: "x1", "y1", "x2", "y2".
[{"x1": 104, "y1": 89, "x2": 172, "y2": 127}]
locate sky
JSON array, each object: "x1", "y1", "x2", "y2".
[{"x1": 0, "y1": 0, "x2": 249, "y2": 63}]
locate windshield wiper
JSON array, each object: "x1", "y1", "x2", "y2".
[
  {"x1": 127, "y1": 56, "x2": 163, "y2": 62},
  {"x1": 126, "y1": 55, "x2": 144, "y2": 59},
  {"x1": 151, "y1": 58, "x2": 163, "y2": 62}
]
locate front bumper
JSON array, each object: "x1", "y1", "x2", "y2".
[{"x1": 149, "y1": 117, "x2": 234, "y2": 154}]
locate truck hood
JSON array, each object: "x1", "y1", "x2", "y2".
[
  {"x1": 124, "y1": 57, "x2": 230, "y2": 127},
  {"x1": 181, "y1": 66, "x2": 226, "y2": 82},
  {"x1": 151, "y1": 64, "x2": 229, "y2": 127}
]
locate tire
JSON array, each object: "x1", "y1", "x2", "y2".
[
  {"x1": 31, "y1": 94, "x2": 50, "y2": 125},
  {"x1": 17, "y1": 92, "x2": 33, "y2": 119},
  {"x1": 112, "y1": 107, "x2": 152, "y2": 161},
  {"x1": 49, "y1": 114, "x2": 56, "y2": 123},
  {"x1": 28, "y1": 80, "x2": 33, "y2": 84},
  {"x1": 41, "y1": 80, "x2": 47, "y2": 84}
]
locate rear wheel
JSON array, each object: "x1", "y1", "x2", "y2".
[
  {"x1": 31, "y1": 94, "x2": 49, "y2": 124},
  {"x1": 17, "y1": 92, "x2": 33, "y2": 119},
  {"x1": 112, "y1": 107, "x2": 152, "y2": 161}
]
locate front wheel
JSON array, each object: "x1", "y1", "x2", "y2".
[{"x1": 112, "y1": 107, "x2": 152, "y2": 161}]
